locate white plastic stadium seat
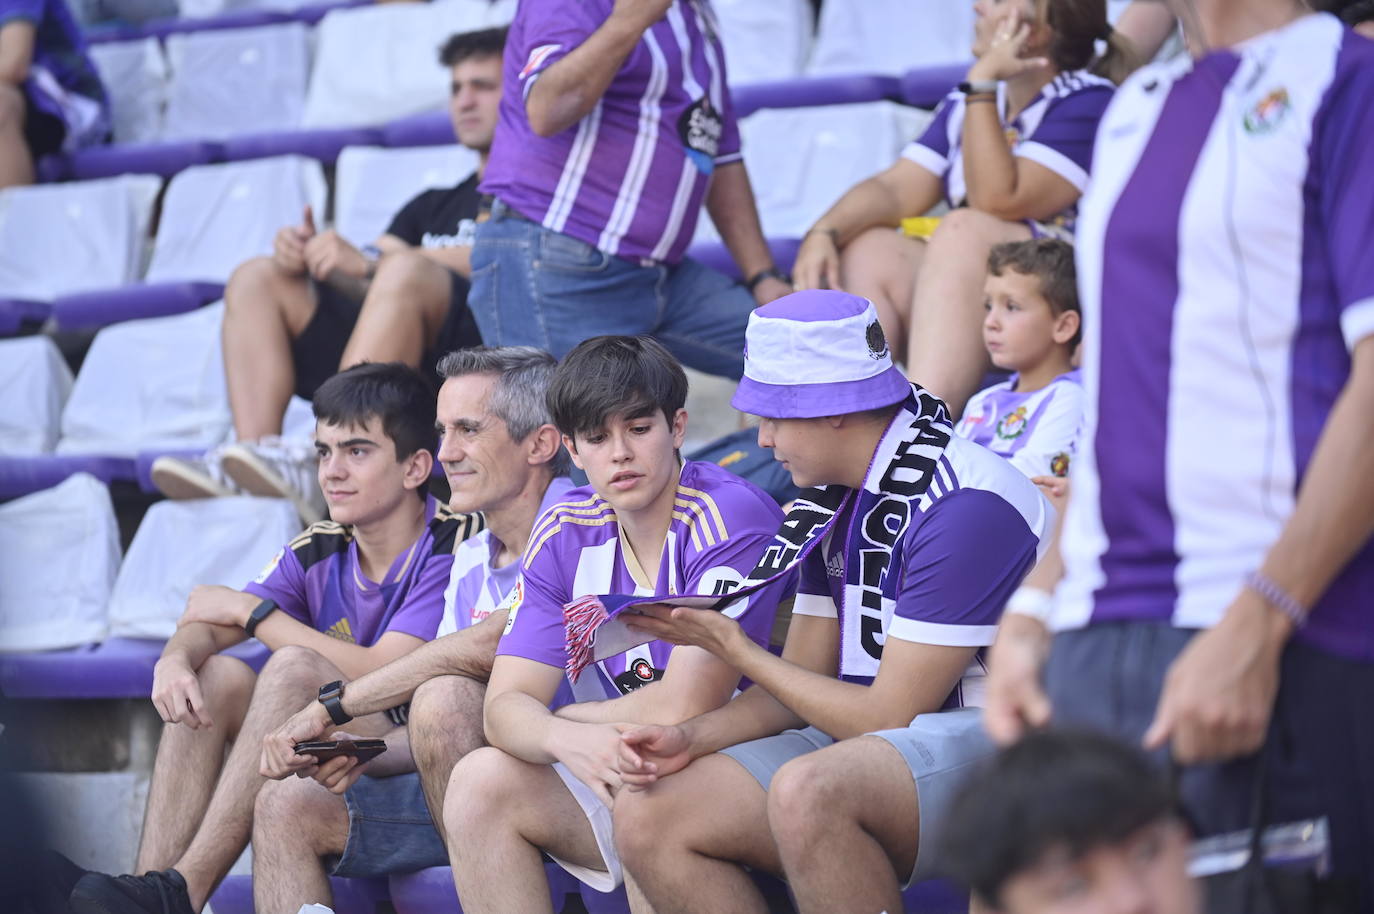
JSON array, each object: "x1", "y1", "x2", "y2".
[
  {"x1": 89, "y1": 38, "x2": 167, "y2": 144},
  {"x1": 302, "y1": 0, "x2": 515, "y2": 129},
  {"x1": 162, "y1": 23, "x2": 310, "y2": 141},
  {"x1": 58, "y1": 303, "x2": 232, "y2": 457},
  {"x1": 711, "y1": 0, "x2": 812, "y2": 85},
  {"x1": 145, "y1": 155, "x2": 326, "y2": 284},
  {"x1": 807, "y1": 0, "x2": 974, "y2": 76},
  {"x1": 333, "y1": 144, "x2": 480, "y2": 247},
  {"x1": 696, "y1": 101, "x2": 932, "y2": 243},
  {"x1": 0, "y1": 337, "x2": 74, "y2": 455},
  {"x1": 108, "y1": 496, "x2": 301, "y2": 639},
  {"x1": 0, "y1": 175, "x2": 161, "y2": 300},
  {"x1": 0, "y1": 473, "x2": 121, "y2": 651}
]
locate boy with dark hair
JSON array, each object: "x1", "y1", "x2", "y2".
[
  {"x1": 956, "y1": 238, "x2": 1085, "y2": 480},
  {"x1": 150, "y1": 26, "x2": 509, "y2": 521},
  {"x1": 71, "y1": 362, "x2": 483, "y2": 914},
  {"x1": 939, "y1": 729, "x2": 1200, "y2": 914},
  {"x1": 441, "y1": 335, "x2": 791, "y2": 912}
]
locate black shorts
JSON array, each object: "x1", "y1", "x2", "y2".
[
  {"x1": 22, "y1": 95, "x2": 67, "y2": 159},
  {"x1": 291, "y1": 269, "x2": 480, "y2": 400}
]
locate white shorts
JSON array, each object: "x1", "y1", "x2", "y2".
[{"x1": 549, "y1": 762, "x2": 621, "y2": 892}]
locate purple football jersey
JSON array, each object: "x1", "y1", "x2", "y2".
[
  {"x1": 244, "y1": 496, "x2": 483, "y2": 647},
  {"x1": 497, "y1": 461, "x2": 787, "y2": 699},
  {"x1": 481, "y1": 0, "x2": 741, "y2": 264}
]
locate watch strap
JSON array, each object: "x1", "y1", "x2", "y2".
[
  {"x1": 318, "y1": 680, "x2": 352, "y2": 726},
  {"x1": 745, "y1": 266, "x2": 790, "y2": 293},
  {"x1": 958, "y1": 79, "x2": 999, "y2": 96},
  {"x1": 243, "y1": 597, "x2": 278, "y2": 639}
]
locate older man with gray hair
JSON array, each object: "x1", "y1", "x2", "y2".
[{"x1": 250, "y1": 346, "x2": 574, "y2": 914}]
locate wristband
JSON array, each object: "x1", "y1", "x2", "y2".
[
  {"x1": 1005, "y1": 587, "x2": 1054, "y2": 622},
  {"x1": 243, "y1": 597, "x2": 278, "y2": 638},
  {"x1": 318, "y1": 680, "x2": 353, "y2": 726},
  {"x1": 745, "y1": 267, "x2": 790, "y2": 293},
  {"x1": 1243, "y1": 571, "x2": 1308, "y2": 628},
  {"x1": 958, "y1": 79, "x2": 999, "y2": 95}
]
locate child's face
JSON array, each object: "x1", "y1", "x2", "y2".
[
  {"x1": 982, "y1": 269, "x2": 1074, "y2": 374},
  {"x1": 315, "y1": 417, "x2": 424, "y2": 527},
  {"x1": 564, "y1": 408, "x2": 687, "y2": 520}
]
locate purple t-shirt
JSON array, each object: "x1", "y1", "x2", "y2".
[
  {"x1": 956, "y1": 370, "x2": 1085, "y2": 479},
  {"x1": 1056, "y1": 14, "x2": 1374, "y2": 659},
  {"x1": 902, "y1": 70, "x2": 1113, "y2": 233},
  {"x1": 244, "y1": 496, "x2": 483, "y2": 647},
  {"x1": 481, "y1": 0, "x2": 741, "y2": 264},
  {"x1": 791, "y1": 436, "x2": 1046, "y2": 705},
  {"x1": 497, "y1": 461, "x2": 787, "y2": 700}
]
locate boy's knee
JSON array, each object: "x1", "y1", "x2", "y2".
[
  {"x1": 442, "y1": 747, "x2": 511, "y2": 829},
  {"x1": 196, "y1": 653, "x2": 258, "y2": 705},
  {"x1": 257, "y1": 644, "x2": 334, "y2": 693},
  {"x1": 255, "y1": 777, "x2": 344, "y2": 854},
  {"x1": 768, "y1": 753, "x2": 843, "y2": 834},
  {"x1": 410, "y1": 675, "x2": 484, "y2": 731},
  {"x1": 226, "y1": 257, "x2": 293, "y2": 302}
]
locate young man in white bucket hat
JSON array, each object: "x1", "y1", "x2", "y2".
[{"x1": 611, "y1": 289, "x2": 1054, "y2": 913}]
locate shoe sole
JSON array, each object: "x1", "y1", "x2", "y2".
[
  {"x1": 222, "y1": 446, "x2": 324, "y2": 525},
  {"x1": 150, "y1": 459, "x2": 233, "y2": 500}
]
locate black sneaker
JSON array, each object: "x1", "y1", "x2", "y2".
[{"x1": 68, "y1": 869, "x2": 194, "y2": 914}]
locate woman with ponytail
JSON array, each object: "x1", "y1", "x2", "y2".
[{"x1": 792, "y1": 0, "x2": 1137, "y2": 417}]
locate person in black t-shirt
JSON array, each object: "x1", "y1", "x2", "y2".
[{"x1": 151, "y1": 27, "x2": 506, "y2": 520}]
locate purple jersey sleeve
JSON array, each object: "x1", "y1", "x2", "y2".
[
  {"x1": 888, "y1": 489, "x2": 1038, "y2": 647},
  {"x1": 901, "y1": 93, "x2": 958, "y2": 177},
  {"x1": 495, "y1": 535, "x2": 569, "y2": 669},
  {"x1": 1316, "y1": 36, "x2": 1374, "y2": 349},
  {"x1": 509, "y1": 0, "x2": 604, "y2": 102},
  {"x1": 242, "y1": 547, "x2": 312, "y2": 627},
  {"x1": 1014, "y1": 84, "x2": 1113, "y2": 193},
  {"x1": 378, "y1": 549, "x2": 453, "y2": 641}
]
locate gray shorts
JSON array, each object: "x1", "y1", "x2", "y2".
[
  {"x1": 720, "y1": 708, "x2": 992, "y2": 884},
  {"x1": 332, "y1": 772, "x2": 448, "y2": 878}
]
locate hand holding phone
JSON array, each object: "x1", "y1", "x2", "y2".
[{"x1": 292, "y1": 738, "x2": 388, "y2": 765}]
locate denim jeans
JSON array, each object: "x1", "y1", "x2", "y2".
[{"x1": 468, "y1": 203, "x2": 753, "y2": 378}]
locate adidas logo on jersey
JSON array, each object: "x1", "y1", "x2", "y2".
[
  {"x1": 825, "y1": 551, "x2": 844, "y2": 579},
  {"x1": 324, "y1": 617, "x2": 356, "y2": 644}
]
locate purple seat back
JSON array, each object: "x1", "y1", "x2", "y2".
[
  {"x1": 0, "y1": 454, "x2": 137, "y2": 499},
  {"x1": 0, "y1": 299, "x2": 51, "y2": 336},
  {"x1": 51, "y1": 281, "x2": 224, "y2": 331},
  {"x1": 380, "y1": 111, "x2": 453, "y2": 149},
  {"x1": 210, "y1": 873, "x2": 388, "y2": 914},
  {"x1": 686, "y1": 237, "x2": 802, "y2": 281},
  {"x1": 61, "y1": 141, "x2": 223, "y2": 181},
  {"x1": 733, "y1": 73, "x2": 902, "y2": 118},
  {"x1": 0, "y1": 638, "x2": 270, "y2": 700},
  {"x1": 221, "y1": 126, "x2": 383, "y2": 164}
]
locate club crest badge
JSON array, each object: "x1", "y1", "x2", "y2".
[
  {"x1": 995, "y1": 406, "x2": 1028, "y2": 441},
  {"x1": 865, "y1": 320, "x2": 889, "y2": 360},
  {"x1": 1243, "y1": 88, "x2": 1290, "y2": 135},
  {"x1": 1050, "y1": 451, "x2": 1071, "y2": 478}
]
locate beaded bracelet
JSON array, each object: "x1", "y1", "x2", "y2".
[{"x1": 1243, "y1": 571, "x2": 1308, "y2": 628}]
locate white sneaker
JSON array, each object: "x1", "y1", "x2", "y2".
[
  {"x1": 221, "y1": 436, "x2": 327, "y2": 525},
  {"x1": 150, "y1": 447, "x2": 240, "y2": 499}
]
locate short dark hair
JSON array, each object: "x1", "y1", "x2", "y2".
[
  {"x1": 546, "y1": 336, "x2": 688, "y2": 440},
  {"x1": 312, "y1": 362, "x2": 437, "y2": 495},
  {"x1": 1319, "y1": 0, "x2": 1374, "y2": 25},
  {"x1": 438, "y1": 26, "x2": 508, "y2": 68},
  {"x1": 938, "y1": 729, "x2": 1178, "y2": 908},
  {"x1": 435, "y1": 346, "x2": 571, "y2": 477},
  {"x1": 987, "y1": 238, "x2": 1081, "y2": 347}
]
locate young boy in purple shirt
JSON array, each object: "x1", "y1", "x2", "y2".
[
  {"x1": 956, "y1": 239, "x2": 1085, "y2": 480},
  {"x1": 611, "y1": 291, "x2": 1051, "y2": 914},
  {"x1": 71, "y1": 362, "x2": 482, "y2": 914},
  {"x1": 441, "y1": 335, "x2": 790, "y2": 911}
]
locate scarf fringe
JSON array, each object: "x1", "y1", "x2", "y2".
[{"x1": 563, "y1": 594, "x2": 609, "y2": 682}]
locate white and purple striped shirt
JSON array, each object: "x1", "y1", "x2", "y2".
[
  {"x1": 902, "y1": 70, "x2": 1114, "y2": 232},
  {"x1": 1054, "y1": 14, "x2": 1374, "y2": 661},
  {"x1": 481, "y1": 0, "x2": 741, "y2": 265},
  {"x1": 956, "y1": 370, "x2": 1085, "y2": 480}
]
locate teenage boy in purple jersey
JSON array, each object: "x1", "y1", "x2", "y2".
[
  {"x1": 610, "y1": 290, "x2": 1051, "y2": 914},
  {"x1": 956, "y1": 239, "x2": 1084, "y2": 480},
  {"x1": 442, "y1": 335, "x2": 791, "y2": 911},
  {"x1": 470, "y1": 0, "x2": 791, "y2": 377},
  {"x1": 985, "y1": 2, "x2": 1374, "y2": 908},
  {"x1": 70, "y1": 362, "x2": 482, "y2": 914}
]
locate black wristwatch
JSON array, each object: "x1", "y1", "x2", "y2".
[
  {"x1": 745, "y1": 266, "x2": 790, "y2": 293},
  {"x1": 243, "y1": 597, "x2": 278, "y2": 639},
  {"x1": 318, "y1": 680, "x2": 352, "y2": 726}
]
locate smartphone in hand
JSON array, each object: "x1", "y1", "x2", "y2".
[{"x1": 292, "y1": 738, "x2": 388, "y2": 765}]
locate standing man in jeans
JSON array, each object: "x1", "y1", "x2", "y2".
[{"x1": 471, "y1": 0, "x2": 790, "y2": 378}]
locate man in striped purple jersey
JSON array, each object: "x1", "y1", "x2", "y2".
[
  {"x1": 986, "y1": 2, "x2": 1374, "y2": 907},
  {"x1": 469, "y1": 0, "x2": 790, "y2": 378}
]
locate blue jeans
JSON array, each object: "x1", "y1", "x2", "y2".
[{"x1": 468, "y1": 204, "x2": 753, "y2": 378}]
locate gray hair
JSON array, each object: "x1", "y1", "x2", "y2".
[{"x1": 435, "y1": 346, "x2": 570, "y2": 476}]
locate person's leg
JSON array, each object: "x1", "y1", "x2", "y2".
[
  {"x1": 170, "y1": 646, "x2": 389, "y2": 909},
  {"x1": 408, "y1": 674, "x2": 487, "y2": 828},
  {"x1": 0, "y1": 85, "x2": 34, "y2": 188},
  {"x1": 443, "y1": 747, "x2": 605, "y2": 914},
  {"x1": 903, "y1": 209, "x2": 1030, "y2": 416},
  {"x1": 221, "y1": 257, "x2": 318, "y2": 441},
  {"x1": 656, "y1": 257, "x2": 753, "y2": 379},
  {"x1": 614, "y1": 754, "x2": 781, "y2": 914},
  {"x1": 250, "y1": 776, "x2": 349, "y2": 913},
  {"x1": 838, "y1": 228, "x2": 926, "y2": 364},
  {"x1": 338, "y1": 251, "x2": 456, "y2": 370},
  {"x1": 135, "y1": 655, "x2": 257, "y2": 873}
]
